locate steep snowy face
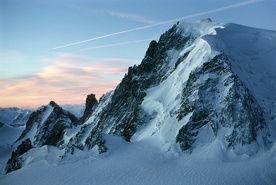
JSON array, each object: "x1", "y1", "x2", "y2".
[
  {"x1": 64, "y1": 22, "x2": 202, "y2": 154},
  {"x1": 133, "y1": 20, "x2": 274, "y2": 155}
]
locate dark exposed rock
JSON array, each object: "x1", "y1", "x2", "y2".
[
  {"x1": 82, "y1": 94, "x2": 98, "y2": 122},
  {"x1": 6, "y1": 139, "x2": 33, "y2": 174}
]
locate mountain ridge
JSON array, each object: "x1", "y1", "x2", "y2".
[{"x1": 3, "y1": 19, "x2": 276, "y2": 174}]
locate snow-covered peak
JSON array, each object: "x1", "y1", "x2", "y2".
[{"x1": 176, "y1": 19, "x2": 224, "y2": 37}]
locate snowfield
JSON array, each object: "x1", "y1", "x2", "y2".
[{"x1": 1, "y1": 135, "x2": 276, "y2": 185}]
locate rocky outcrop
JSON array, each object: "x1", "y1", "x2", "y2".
[
  {"x1": 176, "y1": 54, "x2": 271, "y2": 154},
  {"x1": 6, "y1": 139, "x2": 33, "y2": 173},
  {"x1": 82, "y1": 94, "x2": 98, "y2": 122}
]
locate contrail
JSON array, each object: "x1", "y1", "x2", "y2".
[
  {"x1": 76, "y1": 39, "x2": 151, "y2": 52},
  {"x1": 53, "y1": 0, "x2": 263, "y2": 50}
]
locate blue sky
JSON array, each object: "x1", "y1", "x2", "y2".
[{"x1": 1, "y1": 0, "x2": 276, "y2": 108}]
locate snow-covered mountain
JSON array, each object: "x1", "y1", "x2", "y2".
[
  {"x1": 1, "y1": 19, "x2": 276, "y2": 184},
  {"x1": 5, "y1": 101, "x2": 81, "y2": 173},
  {"x1": 64, "y1": 19, "x2": 274, "y2": 156},
  {"x1": 0, "y1": 107, "x2": 33, "y2": 127},
  {"x1": 61, "y1": 104, "x2": 85, "y2": 119},
  {"x1": 0, "y1": 107, "x2": 33, "y2": 173},
  {"x1": 0, "y1": 107, "x2": 32, "y2": 147}
]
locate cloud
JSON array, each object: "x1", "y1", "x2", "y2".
[
  {"x1": 0, "y1": 53, "x2": 140, "y2": 108},
  {"x1": 0, "y1": 51, "x2": 25, "y2": 75},
  {"x1": 76, "y1": 39, "x2": 151, "y2": 52},
  {"x1": 0, "y1": 51, "x2": 24, "y2": 63},
  {"x1": 54, "y1": 0, "x2": 263, "y2": 50},
  {"x1": 95, "y1": 10, "x2": 160, "y2": 24}
]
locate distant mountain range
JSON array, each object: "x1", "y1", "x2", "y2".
[{"x1": 0, "y1": 107, "x2": 33, "y2": 127}]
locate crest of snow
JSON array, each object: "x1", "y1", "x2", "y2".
[{"x1": 177, "y1": 19, "x2": 224, "y2": 37}]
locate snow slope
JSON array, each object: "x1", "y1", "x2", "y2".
[{"x1": 1, "y1": 135, "x2": 276, "y2": 185}]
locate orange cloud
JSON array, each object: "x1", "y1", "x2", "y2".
[{"x1": 0, "y1": 53, "x2": 140, "y2": 108}]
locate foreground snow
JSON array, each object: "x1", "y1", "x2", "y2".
[{"x1": 1, "y1": 135, "x2": 276, "y2": 185}]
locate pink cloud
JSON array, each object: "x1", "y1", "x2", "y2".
[{"x1": 0, "y1": 53, "x2": 140, "y2": 108}]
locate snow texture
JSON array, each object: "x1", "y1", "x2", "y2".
[{"x1": 1, "y1": 135, "x2": 276, "y2": 185}]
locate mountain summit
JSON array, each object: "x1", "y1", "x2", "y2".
[
  {"x1": 4, "y1": 20, "x2": 276, "y2": 174},
  {"x1": 65, "y1": 19, "x2": 274, "y2": 155}
]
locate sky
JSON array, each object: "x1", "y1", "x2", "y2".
[{"x1": 1, "y1": 0, "x2": 276, "y2": 108}]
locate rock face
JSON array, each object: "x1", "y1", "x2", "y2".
[
  {"x1": 5, "y1": 139, "x2": 33, "y2": 173},
  {"x1": 6, "y1": 19, "x2": 276, "y2": 173},
  {"x1": 82, "y1": 94, "x2": 98, "y2": 122}
]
